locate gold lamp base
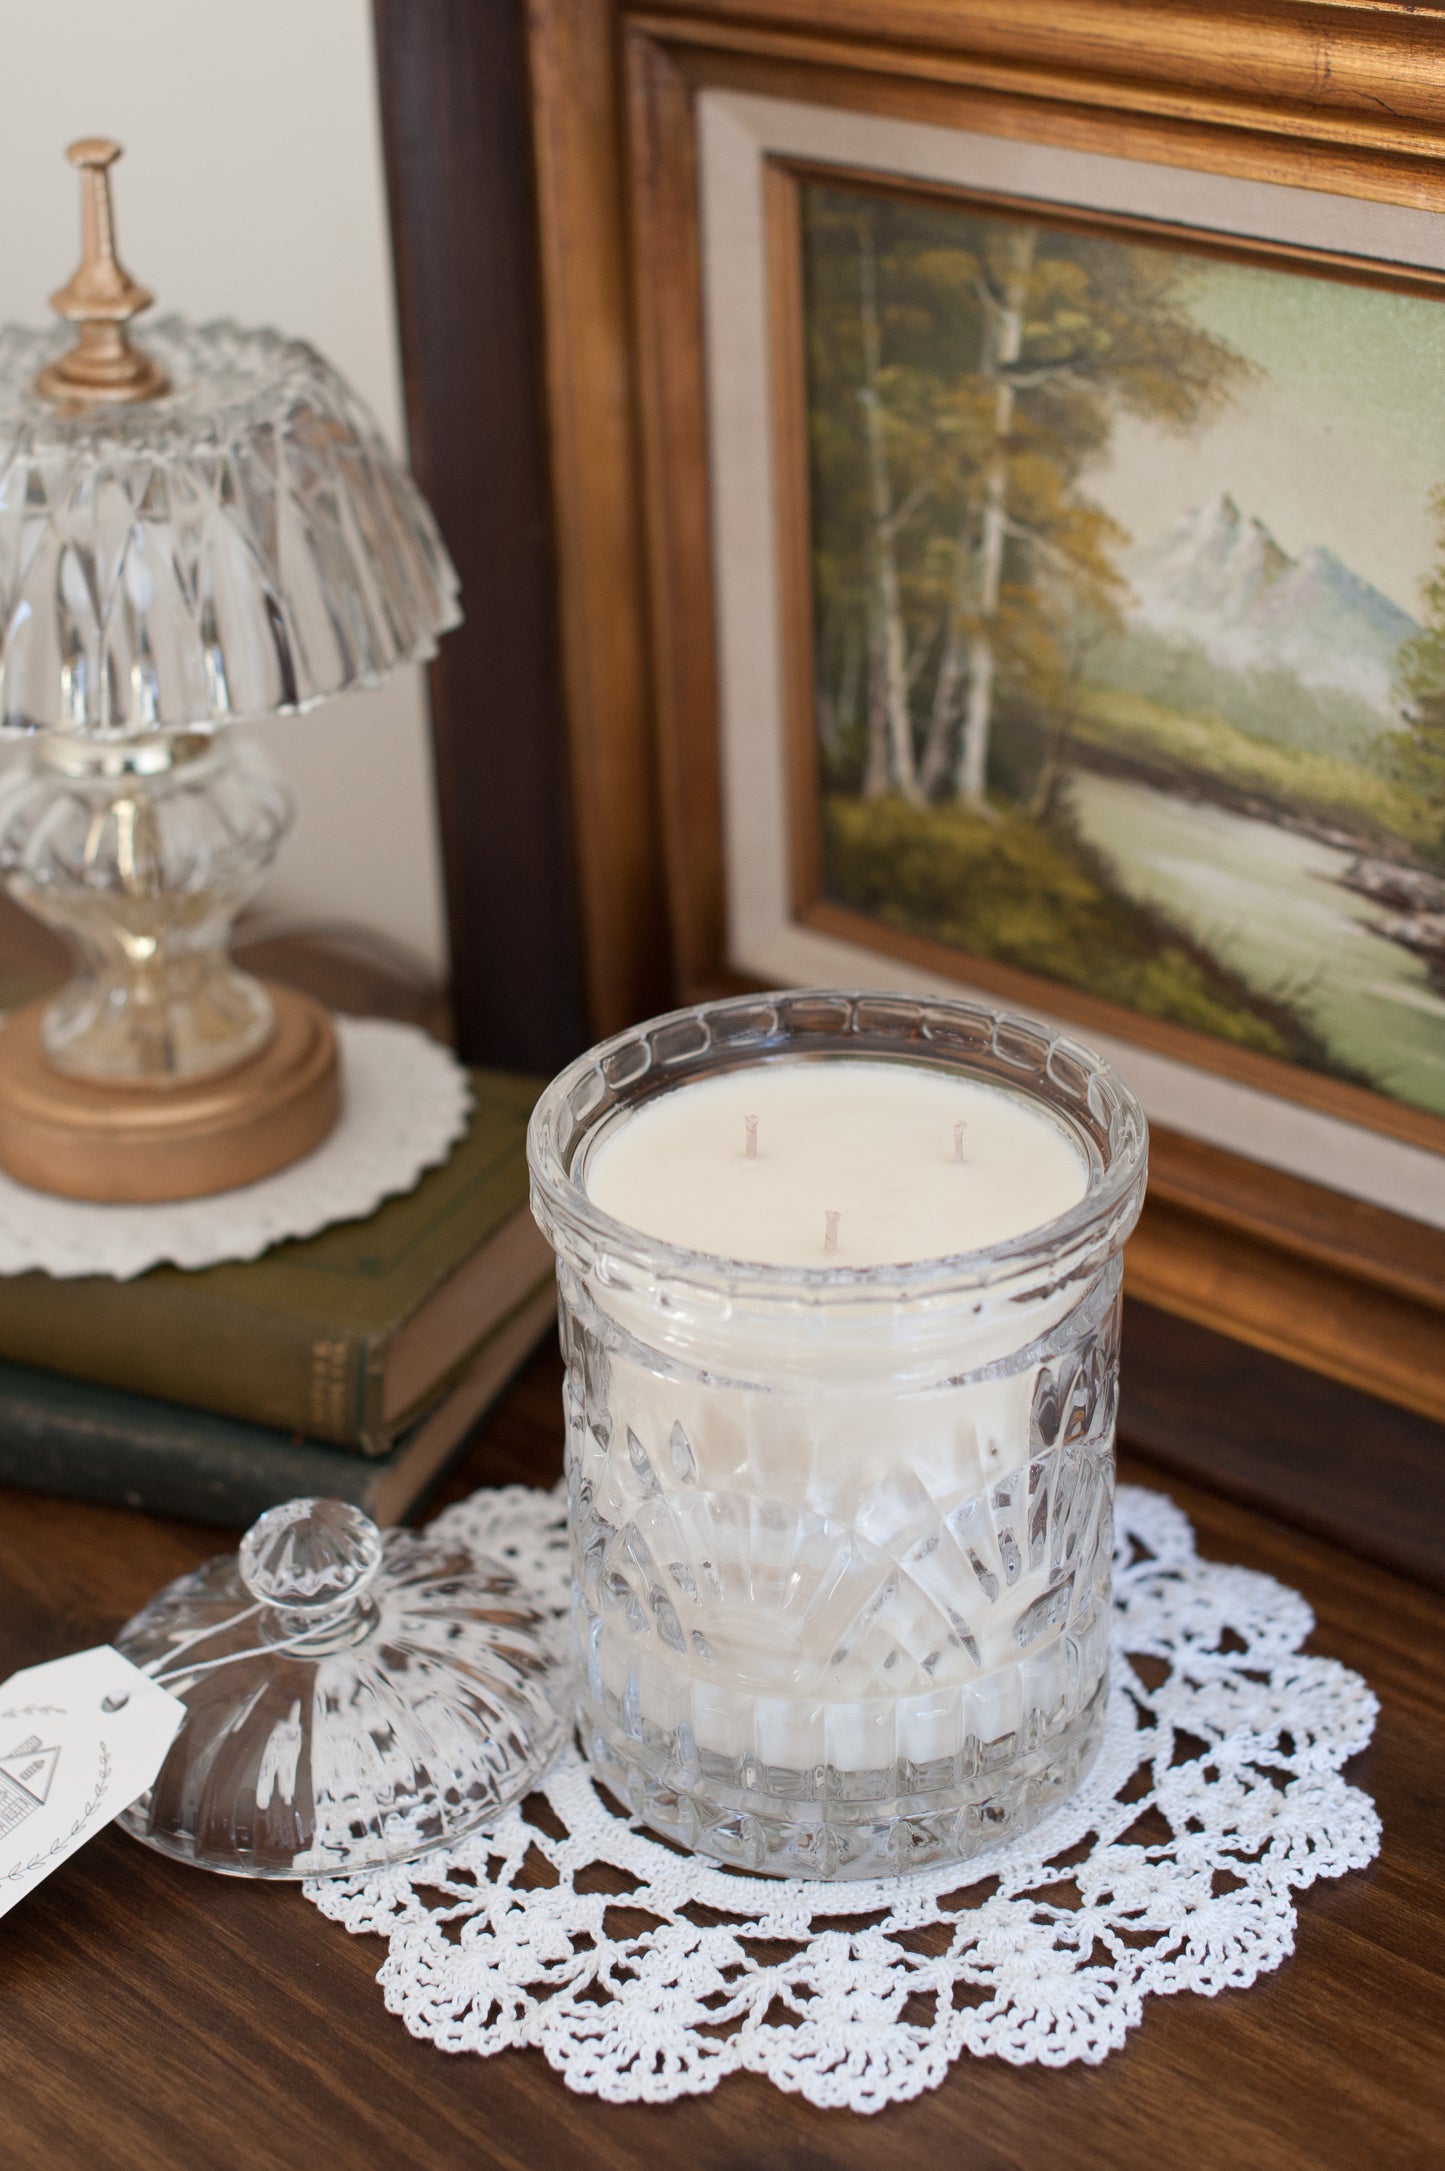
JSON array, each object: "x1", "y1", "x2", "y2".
[{"x1": 0, "y1": 981, "x2": 340, "y2": 1203}]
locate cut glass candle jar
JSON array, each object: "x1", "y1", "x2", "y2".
[{"x1": 527, "y1": 991, "x2": 1148, "y2": 1880}]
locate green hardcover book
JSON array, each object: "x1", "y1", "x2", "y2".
[
  {"x1": 0, "y1": 1069, "x2": 552, "y2": 1454},
  {"x1": 0, "y1": 1283, "x2": 558, "y2": 1529}
]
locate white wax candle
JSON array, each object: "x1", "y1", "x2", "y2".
[
  {"x1": 586, "y1": 1060, "x2": 1087, "y2": 1265},
  {"x1": 568, "y1": 1051, "x2": 1114, "y2": 1804}
]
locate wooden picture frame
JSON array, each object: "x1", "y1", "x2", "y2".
[
  {"x1": 371, "y1": 0, "x2": 590, "y2": 1077},
  {"x1": 767, "y1": 166, "x2": 1445, "y2": 1159},
  {"x1": 523, "y1": 0, "x2": 1445, "y2": 1420}
]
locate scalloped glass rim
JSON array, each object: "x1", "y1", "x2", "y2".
[
  {"x1": 528, "y1": 989, "x2": 1149, "y2": 1305},
  {"x1": 0, "y1": 315, "x2": 461, "y2": 736}
]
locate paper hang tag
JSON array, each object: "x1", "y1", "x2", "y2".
[{"x1": 0, "y1": 1646, "x2": 185, "y2": 1920}]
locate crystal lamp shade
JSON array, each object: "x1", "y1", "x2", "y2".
[{"x1": 0, "y1": 317, "x2": 461, "y2": 736}]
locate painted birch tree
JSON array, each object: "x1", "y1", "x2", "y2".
[
  {"x1": 801, "y1": 188, "x2": 1251, "y2": 810},
  {"x1": 856, "y1": 217, "x2": 922, "y2": 802},
  {"x1": 805, "y1": 196, "x2": 952, "y2": 801}
]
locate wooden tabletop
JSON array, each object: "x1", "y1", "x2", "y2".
[{"x1": 0, "y1": 1343, "x2": 1440, "y2": 2171}]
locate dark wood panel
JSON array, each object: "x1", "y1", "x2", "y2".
[
  {"x1": 1119, "y1": 1298, "x2": 1445, "y2": 1593},
  {"x1": 0, "y1": 1340, "x2": 1441, "y2": 2171},
  {"x1": 527, "y1": 0, "x2": 677, "y2": 1036},
  {"x1": 373, "y1": 0, "x2": 588, "y2": 1072}
]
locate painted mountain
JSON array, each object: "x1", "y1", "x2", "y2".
[{"x1": 1101, "y1": 494, "x2": 1420, "y2": 746}]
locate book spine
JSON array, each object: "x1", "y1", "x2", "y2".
[
  {"x1": 0, "y1": 1362, "x2": 388, "y2": 1528},
  {"x1": 0, "y1": 1275, "x2": 379, "y2": 1451}
]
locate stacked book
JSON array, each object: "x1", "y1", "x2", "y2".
[{"x1": 0, "y1": 1070, "x2": 556, "y2": 1526}]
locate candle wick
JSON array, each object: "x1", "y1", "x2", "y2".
[
  {"x1": 744, "y1": 1113, "x2": 758, "y2": 1160},
  {"x1": 954, "y1": 1121, "x2": 967, "y2": 1164},
  {"x1": 823, "y1": 1209, "x2": 841, "y2": 1256}
]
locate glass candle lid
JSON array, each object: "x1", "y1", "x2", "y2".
[{"x1": 114, "y1": 1497, "x2": 567, "y2": 1879}]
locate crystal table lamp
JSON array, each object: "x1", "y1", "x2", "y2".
[{"x1": 0, "y1": 140, "x2": 460, "y2": 1201}]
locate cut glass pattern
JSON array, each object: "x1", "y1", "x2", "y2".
[
  {"x1": 564, "y1": 1278, "x2": 1120, "y2": 1879},
  {"x1": 116, "y1": 1497, "x2": 567, "y2": 1879},
  {"x1": 0, "y1": 318, "x2": 460, "y2": 734},
  {"x1": 527, "y1": 989, "x2": 1152, "y2": 1883}
]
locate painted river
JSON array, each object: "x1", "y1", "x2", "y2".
[{"x1": 1067, "y1": 770, "x2": 1445, "y2": 1120}]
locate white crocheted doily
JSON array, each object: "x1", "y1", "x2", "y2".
[
  {"x1": 0, "y1": 1017, "x2": 471, "y2": 1280},
  {"x1": 305, "y1": 1480, "x2": 1380, "y2": 2110}
]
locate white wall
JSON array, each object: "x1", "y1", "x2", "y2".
[{"x1": 0, "y1": 0, "x2": 450, "y2": 975}]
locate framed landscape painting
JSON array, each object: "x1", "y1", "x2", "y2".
[
  {"x1": 792, "y1": 182, "x2": 1445, "y2": 1134},
  {"x1": 695, "y1": 88, "x2": 1445, "y2": 1238},
  {"x1": 525, "y1": 0, "x2": 1445, "y2": 1417}
]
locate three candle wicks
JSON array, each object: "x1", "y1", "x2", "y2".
[{"x1": 743, "y1": 1112, "x2": 970, "y2": 1258}]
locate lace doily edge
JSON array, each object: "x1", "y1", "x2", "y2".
[
  {"x1": 304, "y1": 1480, "x2": 1384, "y2": 2110},
  {"x1": 0, "y1": 1018, "x2": 472, "y2": 1279}
]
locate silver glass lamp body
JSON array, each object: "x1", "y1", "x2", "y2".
[{"x1": 0, "y1": 143, "x2": 459, "y2": 1200}]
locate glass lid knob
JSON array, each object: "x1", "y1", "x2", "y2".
[{"x1": 238, "y1": 1498, "x2": 385, "y2": 1614}]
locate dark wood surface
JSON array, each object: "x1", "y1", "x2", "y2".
[
  {"x1": 1120, "y1": 1298, "x2": 1445, "y2": 1594},
  {"x1": 0, "y1": 1339, "x2": 1441, "y2": 2171},
  {"x1": 373, "y1": 0, "x2": 588, "y2": 1074},
  {"x1": 0, "y1": 932, "x2": 1438, "y2": 2163}
]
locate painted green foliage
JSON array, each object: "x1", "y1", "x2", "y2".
[
  {"x1": 1392, "y1": 485, "x2": 1445, "y2": 864},
  {"x1": 801, "y1": 185, "x2": 1247, "y2": 811},
  {"x1": 799, "y1": 181, "x2": 1445, "y2": 1114}
]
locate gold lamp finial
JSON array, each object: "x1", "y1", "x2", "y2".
[{"x1": 35, "y1": 137, "x2": 170, "y2": 406}]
